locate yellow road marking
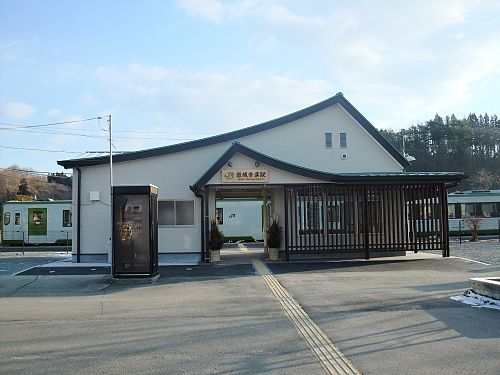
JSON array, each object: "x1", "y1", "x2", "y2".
[{"x1": 240, "y1": 245, "x2": 362, "y2": 375}]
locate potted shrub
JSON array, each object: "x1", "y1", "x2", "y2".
[
  {"x1": 209, "y1": 218, "x2": 224, "y2": 262},
  {"x1": 267, "y1": 215, "x2": 282, "y2": 261}
]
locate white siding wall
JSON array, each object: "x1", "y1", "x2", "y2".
[
  {"x1": 238, "y1": 105, "x2": 403, "y2": 173},
  {"x1": 206, "y1": 153, "x2": 326, "y2": 185},
  {"x1": 73, "y1": 102, "x2": 404, "y2": 260}
]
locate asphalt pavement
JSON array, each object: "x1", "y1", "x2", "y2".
[{"x1": 0, "y1": 249, "x2": 499, "y2": 375}]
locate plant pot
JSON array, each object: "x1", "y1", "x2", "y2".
[
  {"x1": 211, "y1": 249, "x2": 220, "y2": 262},
  {"x1": 268, "y1": 247, "x2": 279, "y2": 261}
]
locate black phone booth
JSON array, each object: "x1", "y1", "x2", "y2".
[{"x1": 112, "y1": 185, "x2": 159, "y2": 278}]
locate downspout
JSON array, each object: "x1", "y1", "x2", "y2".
[
  {"x1": 76, "y1": 166, "x2": 81, "y2": 263},
  {"x1": 190, "y1": 186, "x2": 206, "y2": 263}
]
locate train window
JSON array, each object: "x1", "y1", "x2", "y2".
[
  {"x1": 462, "y1": 203, "x2": 476, "y2": 218},
  {"x1": 32, "y1": 211, "x2": 44, "y2": 226},
  {"x1": 15, "y1": 212, "x2": 21, "y2": 225},
  {"x1": 447, "y1": 204, "x2": 457, "y2": 219},
  {"x1": 481, "y1": 203, "x2": 494, "y2": 218},
  {"x1": 3, "y1": 212, "x2": 10, "y2": 225},
  {"x1": 63, "y1": 210, "x2": 72, "y2": 227}
]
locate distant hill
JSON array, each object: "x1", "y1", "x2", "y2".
[{"x1": 0, "y1": 166, "x2": 71, "y2": 205}]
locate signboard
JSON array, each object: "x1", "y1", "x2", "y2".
[{"x1": 221, "y1": 169, "x2": 269, "y2": 183}]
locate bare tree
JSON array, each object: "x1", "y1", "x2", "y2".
[
  {"x1": 466, "y1": 216, "x2": 483, "y2": 242},
  {"x1": 470, "y1": 168, "x2": 498, "y2": 190}
]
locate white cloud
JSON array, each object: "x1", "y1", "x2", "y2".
[
  {"x1": 93, "y1": 63, "x2": 333, "y2": 141},
  {"x1": 47, "y1": 108, "x2": 62, "y2": 117},
  {"x1": 177, "y1": 0, "x2": 224, "y2": 23},
  {"x1": 2, "y1": 101, "x2": 36, "y2": 119},
  {"x1": 81, "y1": 92, "x2": 98, "y2": 108},
  {"x1": 177, "y1": 0, "x2": 324, "y2": 29}
]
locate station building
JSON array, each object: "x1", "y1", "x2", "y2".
[{"x1": 58, "y1": 93, "x2": 464, "y2": 263}]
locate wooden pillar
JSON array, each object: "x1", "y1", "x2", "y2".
[
  {"x1": 284, "y1": 186, "x2": 289, "y2": 261},
  {"x1": 262, "y1": 189, "x2": 268, "y2": 252},
  {"x1": 440, "y1": 184, "x2": 450, "y2": 257},
  {"x1": 363, "y1": 185, "x2": 370, "y2": 260}
]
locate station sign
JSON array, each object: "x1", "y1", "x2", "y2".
[{"x1": 221, "y1": 169, "x2": 269, "y2": 183}]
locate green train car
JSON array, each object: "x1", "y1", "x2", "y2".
[{"x1": 1, "y1": 200, "x2": 72, "y2": 245}]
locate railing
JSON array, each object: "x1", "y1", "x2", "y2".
[{"x1": 285, "y1": 183, "x2": 449, "y2": 258}]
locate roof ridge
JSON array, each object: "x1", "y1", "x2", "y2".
[{"x1": 58, "y1": 93, "x2": 409, "y2": 168}]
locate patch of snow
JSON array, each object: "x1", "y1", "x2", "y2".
[{"x1": 451, "y1": 290, "x2": 500, "y2": 310}]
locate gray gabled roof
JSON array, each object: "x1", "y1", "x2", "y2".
[
  {"x1": 190, "y1": 142, "x2": 464, "y2": 192},
  {"x1": 58, "y1": 92, "x2": 410, "y2": 168}
]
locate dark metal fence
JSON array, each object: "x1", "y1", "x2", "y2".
[{"x1": 285, "y1": 183, "x2": 448, "y2": 258}]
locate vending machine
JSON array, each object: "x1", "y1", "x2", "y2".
[{"x1": 112, "y1": 185, "x2": 158, "y2": 278}]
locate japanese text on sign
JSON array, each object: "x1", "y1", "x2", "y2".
[{"x1": 221, "y1": 169, "x2": 269, "y2": 183}]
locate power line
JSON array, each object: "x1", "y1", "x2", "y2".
[
  {"x1": 0, "y1": 127, "x2": 109, "y2": 140},
  {"x1": 0, "y1": 116, "x2": 103, "y2": 129},
  {"x1": 0, "y1": 167, "x2": 71, "y2": 176},
  {"x1": 0, "y1": 145, "x2": 83, "y2": 154},
  {"x1": 0, "y1": 126, "x2": 198, "y2": 141},
  {"x1": 113, "y1": 130, "x2": 217, "y2": 135}
]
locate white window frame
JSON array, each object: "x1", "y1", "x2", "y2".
[
  {"x1": 325, "y1": 132, "x2": 332, "y2": 148},
  {"x1": 340, "y1": 132, "x2": 347, "y2": 148}
]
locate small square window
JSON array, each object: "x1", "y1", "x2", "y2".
[
  {"x1": 340, "y1": 133, "x2": 347, "y2": 148},
  {"x1": 325, "y1": 133, "x2": 332, "y2": 148}
]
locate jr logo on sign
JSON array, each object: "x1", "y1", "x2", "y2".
[{"x1": 224, "y1": 172, "x2": 235, "y2": 180}]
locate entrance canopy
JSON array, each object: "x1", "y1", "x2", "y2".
[
  {"x1": 191, "y1": 142, "x2": 465, "y2": 262},
  {"x1": 190, "y1": 142, "x2": 464, "y2": 193}
]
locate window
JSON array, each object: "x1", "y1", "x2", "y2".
[
  {"x1": 63, "y1": 210, "x2": 72, "y2": 227},
  {"x1": 3, "y1": 212, "x2": 10, "y2": 225},
  {"x1": 340, "y1": 133, "x2": 347, "y2": 148},
  {"x1": 325, "y1": 132, "x2": 332, "y2": 148},
  {"x1": 480, "y1": 203, "x2": 494, "y2": 218},
  {"x1": 462, "y1": 203, "x2": 476, "y2": 218},
  {"x1": 14, "y1": 212, "x2": 21, "y2": 225},
  {"x1": 32, "y1": 210, "x2": 45, "y2": 226},
  {"x1": 216, "y1": 207, "x2": 223, "y2": 225},
  {"x1": 448, "y1": 204, "x2": 460, "y2": 219},
  {"x1": 158, "y1": 200, "x2": 194, "y2": 226}
]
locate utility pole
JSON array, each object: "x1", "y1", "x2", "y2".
[
  {"x1": 108, "y1": 114, "x2": 113, "y2": 190},
  {"x1": 108, "y1": 114, "x2": 114, "y2": 274}
]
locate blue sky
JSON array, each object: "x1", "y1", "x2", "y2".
[{"x1": 1, "y1": 0, "x2": 499, "y2": 174}]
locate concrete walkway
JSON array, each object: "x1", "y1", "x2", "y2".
[{"x1": 0, "y1": 248, "x2": 499, "y2": 374}]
